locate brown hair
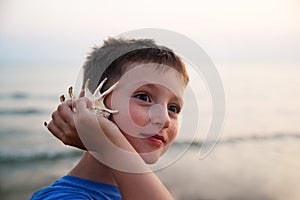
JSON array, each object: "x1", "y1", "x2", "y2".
[{"x1": 83, "y1": 37, "x2": 189, "y2": 92}]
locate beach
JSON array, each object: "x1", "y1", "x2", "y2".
[{"x1": 1, "y1": 139, "x2": 300, "y2": 200}]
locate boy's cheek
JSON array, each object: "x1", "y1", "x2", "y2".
[
  {"x1": 169, "y1": 131, "x2": 177, "y2": 143},
  {"x1": 111, "y1": 100, "x2": 150, "y2": 135},
  {"x1": 129, "y1": 104, "x2": 150, "y2": 127},
  {"x1": 168, "y1": 123, "x2": 178, "y2": 141}
]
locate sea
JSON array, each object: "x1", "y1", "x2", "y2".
[{"x1": 0, "y1": 63, "x2": 299, "y2": 200}]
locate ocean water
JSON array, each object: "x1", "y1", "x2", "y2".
[{"x1": 0, "y1": 63, "x2": 300, "y2": 200}]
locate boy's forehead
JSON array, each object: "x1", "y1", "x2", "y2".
[
  {"x1": 118, "y1": 63, "x2": 186, "y2": 97},
  {"x1": 123, "y1": 63, "x2": 185, "y2": 83}
]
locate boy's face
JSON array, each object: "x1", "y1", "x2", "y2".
[{"x1": 105, "y1": 63, "x2": 186, "y2": 164}]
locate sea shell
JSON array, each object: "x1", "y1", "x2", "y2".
[{"x1": 68, "y1": 78, "x2": 118, "y2": 118}]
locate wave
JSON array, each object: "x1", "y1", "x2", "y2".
[
  {"x1": 0, "y1": 108, "x2": 48, "y2": 115},
  {"x1": 219, "y1": 133, "x2": 300, "y2": 144},
  {"x1": 0, "y1": 150, "x2": 83, "y2": 164},
  {"x1": 0, "y1": 92, "x2": 57, "y2": 101},
  {"x1": 172, "y1": 133, "x2": 300, "y2": 148},
  {"x1": 3, "y1": 92, "x2": 29, "y2": 99},
  {"x1": 1, "y1": 133, "x2": 299, "y2": 164}
]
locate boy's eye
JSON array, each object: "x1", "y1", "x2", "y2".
[
  {"x1": 133, "y1": 93, "x2": 151, "y2": 102},
  {"x1": 168, "y1": 104, "x2": 180, "y2": 114}
]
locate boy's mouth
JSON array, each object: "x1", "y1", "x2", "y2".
[
  {"x1": 149, "y1": 134, "x2": 166, "y2": 143},
  {"x1": 140, "y1": 133, "x2": 166, "y2": 144}
]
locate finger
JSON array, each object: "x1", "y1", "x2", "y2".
[
  {"x1": 47, "y1": 120, "x2": 65, "y2": 141},
  {"x1": 57, "y1": 101, "x2": 76, "y2": 129},
  {"x1": 79, "y1": 90, "x2": 85, "y2": 98},
  {"x1": 97, "y1": 116, "x2": 134, "y2": 151},
  {"x1": 52, "y1": 109, "x2": 75, "y2": 138},
  {"x1": 74, "y1": 97, "x2": 92, "y2": 112},
  {"x1": 50, "y1": 113, "x2": 86, "y2": 150},
  {"x1": 98, "y1": 116, "x2": 120, "y2": 134}
]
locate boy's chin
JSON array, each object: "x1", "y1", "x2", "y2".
[
  {"x1": 139, "y1": 147, "x2": 170, "y2": 164},
  {"x1": 140, "y1": 153, "x2": 160, "y2": 164}
]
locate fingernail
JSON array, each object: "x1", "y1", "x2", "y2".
[
  {"x1": 44, "y1": 121, "x2": 48, "y2": 127},
  {"x1": 68, "y1": 86, "x2": 74, "y2": 98},
  {"x1": 60, "y1": 95, "x2": 65, "y2": 102}
]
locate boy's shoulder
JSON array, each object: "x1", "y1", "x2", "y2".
[{"x1": 30, "y1": 176, "x2": 121, "y2": 200}]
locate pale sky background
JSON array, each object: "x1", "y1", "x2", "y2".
[{"x1": 0, "y1": 0, "x2": 299, "y2": 65}]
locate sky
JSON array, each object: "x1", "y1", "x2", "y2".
[{"x1": 0, "y1": 0, "x2": 299, "y2": 65}]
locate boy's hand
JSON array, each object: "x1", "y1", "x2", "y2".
[
  {"x1": 72, "y1": 97, "x2": 147, "y2": 172},
  {"x1": 46, "y1": 97, "x2": 134, "y2": 152},
  {"x1": 72, "y1": 97, "x2": 135, "y2": 152},
  {"x1": 46, "y1": 99, "x2": 86, "y2": 150},
  {"x1": 46, "y1": 97, "x2": 145, "y2": 172}
]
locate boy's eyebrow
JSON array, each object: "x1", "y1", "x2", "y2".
[{"x1": 138, "y1": 83, "x2": 184, "y2": 106}]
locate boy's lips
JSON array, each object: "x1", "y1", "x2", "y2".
[
  {"x1": 150, "y1": 134, "x2": 166, "y2": 143},
  {"x1": 145, "y1": 134, "x2": 166, "y2": 147},
  {"x1": 141, "y1": 133, "x2": 167, "y2": 143},
  {"x1": 140, "y1": 133, "x2": 166, "y2": 146}
]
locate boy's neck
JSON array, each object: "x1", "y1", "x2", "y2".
[{"x1": 68, "y1": 152, "x2": 117, "y2": 186}]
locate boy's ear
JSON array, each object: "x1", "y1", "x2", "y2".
[{"x1": 79, "y1": 90, "x2": 85, "y2": 98}]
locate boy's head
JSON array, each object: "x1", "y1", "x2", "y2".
[
  {"x1": 82, "y1": 37, "x2": 190, "y2": 164},
  {"x1": 83, "y1": 37, "x2": 189, "y2": 92}
]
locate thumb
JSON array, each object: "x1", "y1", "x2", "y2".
[
  {"x1": 74, "y1": 97, "x2": 93, "y2": 112},
  {"x1": 97, "y1": 116, "x2": 134, "y2": 152}
]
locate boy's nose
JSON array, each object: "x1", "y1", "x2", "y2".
[{"x1": 149, "y1": 104, "x2": 170, "y2": 129}]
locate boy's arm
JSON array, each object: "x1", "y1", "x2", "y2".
[{"x1": 46, "y1": 98, "x2": 173, "y2": 200}]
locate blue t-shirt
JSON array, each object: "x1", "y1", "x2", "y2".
[{"x1": 31, "y1": 175, "x2": 121, "y2": 200}]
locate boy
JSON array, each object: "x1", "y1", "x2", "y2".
[{"x1": 31, "y1": 37, "x2": 189, "y2": 199}]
